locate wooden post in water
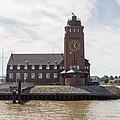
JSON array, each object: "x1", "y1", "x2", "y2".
[
  {"x1": 18, "y1": 79, "x2": 21, "y2": 104},
  {"x1": 12, "y1": 89, "x2": 16, "y2": 104}
]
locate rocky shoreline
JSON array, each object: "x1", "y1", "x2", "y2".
[{"x1": 29, "y1": 85, "x2": 120, "y2": 96}]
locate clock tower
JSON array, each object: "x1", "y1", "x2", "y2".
[{"x1": 61, "y1": 14, "x2": 89, "y2": 86}]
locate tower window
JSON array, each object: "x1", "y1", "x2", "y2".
[{"x1": 72, "y1": 58, "x2": 77, "y2": 64}]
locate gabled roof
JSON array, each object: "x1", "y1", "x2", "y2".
[{"x1": 8, "y1": 53, "x2": 64, "y2": 65}]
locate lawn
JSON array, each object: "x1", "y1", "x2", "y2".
[{"x1": 35, "y1": 85, "x2": 62, "y2": 89}]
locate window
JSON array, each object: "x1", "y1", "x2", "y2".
[
  {"x1": 73, "y1": 66, "x2": 77, "y2": 69},
  {"x1": 70, "y1": 66, "x2": 72, "y2": 70},
  {"x1": 31, "y1": 73, "x2": 35, "y2": 79},
  {"x1": 24, "y1": 66, "x2": 28, "y2": 70},
  {"x1": 39, "y1": 66, "x2": 42, "y2": 70},
  {"x1": 46, "y1": 66, "x2": 50, "y2": 70},
  {"x1": 32, "y1": 65, "x2": 35, "y2": 70},
  {"x1": 10, "y1": 65, "x2": 13, "y2": 70},
  {"x1": 46, "y1": 73, "x2": 50, "y2": 79},
  {"x1": 72, "y1": 58, "x2": 77, "y2": 64},
  {"x1": 9, "y1": 73, "x2": 13, "y2": 79},
  {"x1": 77, "y1": 66, "x2": 80, "y2": 69},
  {"x1": 69, "y1": 28, "x2": 71, "y2": 32},
  {"x1": 54, "y1": 73, "x2": 58, "y2": 79},
  {"x1": 54, "y1": 66, "x2": 57, "y2": 70},
  {"x1": 38, "y1": 73, "x2": 43, "y2": 79},
  {"x1": 77, "y1": 28, "x2": 80, "y2": 32},
  {"x1": 16, "y1": 73, "x2": 21, "y2": 79},
  {"x1": 87, "y1": 66, "x2": 89, "y2": 69},
  {"x1": 24, "y1": 73, "x2": 28, "y2": 80},
  {"x1": 60, "y1": 66, "x2": 63, "y2": 70},
  {"x1": 73, "y1": 28, "x2": 76, "y2": 32},
  {"x1": 17, "y1": 65, "x2": 20, "y2": 70}
]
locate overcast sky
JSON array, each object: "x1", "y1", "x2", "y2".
[{"x1": 0, "y1": 0, "x2": 120, "y2": 77}]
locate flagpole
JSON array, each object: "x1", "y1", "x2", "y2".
[{"x1": 2, "y1": 48, "x2": 4, "y2": 82}]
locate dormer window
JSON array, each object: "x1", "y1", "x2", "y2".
[
  {"x1": 46, "y1": 66, "x2": 49, "y2": 69},
  {"x1": 39, "y1": 66, "x2": 42, "y2": 70},
  {"x1": 10, "y1": 65, "x2": 13, "y2": 70},
  {"x1": 32, "y1": 65, "x2": 35, "y2": 70},
  {"x1": 17, "y1": 65, "x2": 20, "y2": 70},
  {"x1": 24, "y1": 66, "x2": 28, "y2": 70}
]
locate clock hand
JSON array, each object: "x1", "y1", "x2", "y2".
[{"x1": 73, "y1": 42, "x2": 77, "y2": 51}]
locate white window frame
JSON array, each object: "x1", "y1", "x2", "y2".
[
  {"x1": 10, "y1": 65, "x2": 13, "y2": 70},
  {"x1": 73, "y1": 28, "x2": 76, "y2": 32},
  {"x1": 60, "y1": 66, "x2": 63, "y2": 69},
  {"x1": 77, "y1": 28, "x2": 80, "y2": 32},
  {"x1": 46, "y1": 73, "x2": 50, "y2": 79},
  {"x1": 77, "y1": 66, "x2": 80, "y2": 69},
  {"x1": 46, "y1": 66, "x2": 50, "y2": 70},
  {"x1": 54, "y1": 73, "x2": 58, "y2": 79},
  {"x1": 31, "y1": 73, "x2": 35, "y2": 79},
  {"x1": 70, "y1": 66, "x2": 72, "y2": 70},
  {"x1": 39, "y1": 66, "x2": 42, "y2": 70},
  {"x1": 24, "y1": 66, "x2": 28, "y2": 70},
  {"x1": 32, "y1": 65, "x2": 35, "y2": 70},
  {"x1": 16, "y1": 73, "x2": 21, "y2": 79},
  {"x1": 17, "y1": 65, "x2": 20, "y2": 70},
  {"x1": 38, "y1": 73, "x2": 43, "y2": 79},
  {"x1": 9, "y1": 73, "x2": 13, "y2": 79},
  {"x1": 24, "y1": 73, "x2": 28, "y2": 80},
  {"x1": 54, "y1": 66, "x2": 57, "y2": 70}
]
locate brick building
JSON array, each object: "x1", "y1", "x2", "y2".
[{"x1": 6, "y1": 15, "x2": 90, "y2": 85}]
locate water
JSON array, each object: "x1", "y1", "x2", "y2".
[{"x1": 0, "y1": 100, "x2": 120, "y2": 120}]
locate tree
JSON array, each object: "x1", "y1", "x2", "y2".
[
  {"x1": 101, "y1": 75, "x2": 109, "y2": 85},
  {"x1": 109, "y1": 76, "x2": 114, "y2": 80},
  {"x1": 114, "y1": 76, "x2": 118, "y2": 79}
]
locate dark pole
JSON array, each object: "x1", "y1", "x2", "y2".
[
  {"x1": 12, "y1": 89, "x2": 16, "y2": 104},
  {"x1": 18, "y1": 79, "x2": 21, "y2": 104}
]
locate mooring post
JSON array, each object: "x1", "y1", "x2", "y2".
[
  {"x1": 12, "y1": 89, "x2": 16, "y2": 104},
  {"x1": 18, "y1": 79, "x2": 21, "y2": 104}
]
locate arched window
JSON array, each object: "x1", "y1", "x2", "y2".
[{"x1": 72, "y1": 58, "x2": 77, "y2": 64}]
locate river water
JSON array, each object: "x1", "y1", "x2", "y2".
[{"x1": 0, "y1": 100, "x2": 120, "y2": 120}]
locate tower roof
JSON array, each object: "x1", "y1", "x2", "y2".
[{"x1": 67, "y1": 14, "x2": 81, "y2": 26}]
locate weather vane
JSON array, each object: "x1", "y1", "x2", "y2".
[{"x1": 72, "y1": 12, "x2": 75, "y2": 16}]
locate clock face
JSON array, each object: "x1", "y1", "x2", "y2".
[{"x1": 68, "y1": 40, "x2": 80, "y2": 52}]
